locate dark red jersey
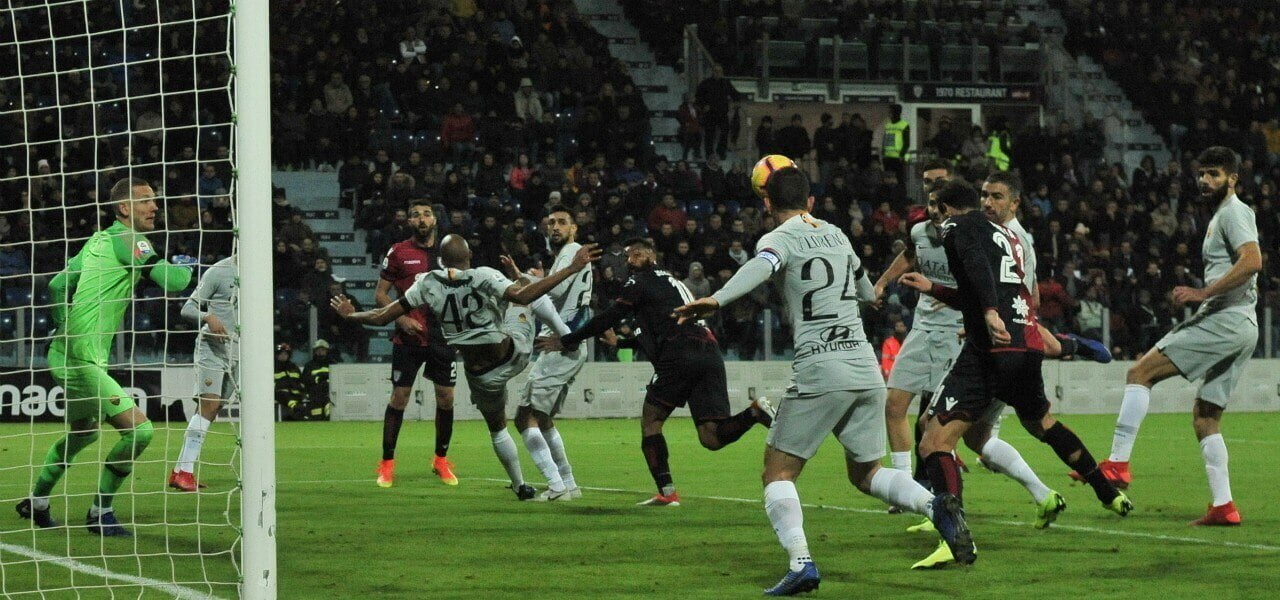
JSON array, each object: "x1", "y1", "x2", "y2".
[
  {"x1": 931, "y1": 211, "x2": 1043, "y2": 353},
  {"x1": 380, "y1": 238, "x2": 446, "y2": 347}
]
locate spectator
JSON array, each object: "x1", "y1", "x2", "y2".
[
  {"x1": 681, "y1": 261, "x2": 712, "y2": 299},
  {"x1": 776, "y1": 114, "x2": 811, "y2": 161},
  {"x1": 280, "y1": 212, "x2": 316, "y2": 251},
  {"x1": 440, "y1": 102, "x2": 476, "y2": 161},
  {"x1": 676, "y1": 93, "x2": 703, "y2": 160},
  {"x1": 647, "y1": 192, "x2": 686, "y2": 232},
  {"x1": 755, "y1": 115, "x2": 778, "y2": 156},
  {"x1": 880, "y1": 319, "x2": 907, "y2": 379},
  {"x1": 514, "y1": 77, "x2": 544, "y2": 123},
  {"x1": 274, "y1": 343, "x2": 306, "y2": 420},
  {"x1": 303, "y1": 339, "x2": 336, "y2": 416},
  {"x1": 323, "y1": 72, "x2": 354, "y2": 115},
  {"x1": 302, "y1": 258, "x2": 337, "y2": 305},
  {"x1": 694, "y1": 64, "x2": 741, "y2": 159}
]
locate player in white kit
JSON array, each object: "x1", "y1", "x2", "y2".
[
  {"x1": 515, "y1": 209, "x2": 592, "y2": 501},
  {"x1": 1085, "y1": 147, "x2": 1260, "y2": 526},
  {"x1": 170, "y1": 254, "x2": 238, "y2": 492},
  {"x1": 333, "y1": 235, "x2": 600, "y2": 500},
  {"x1": 675, "y1": 167, "x2": 952, "y2": 594}
]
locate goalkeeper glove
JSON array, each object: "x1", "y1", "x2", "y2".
[{"x1": 170, "y1": 254, "x2": 198, "y2": 266}]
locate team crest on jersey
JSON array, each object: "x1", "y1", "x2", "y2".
[
  {"x1": 134, "y1": 240, "x2": 154, "y2": 258},
  {"x1": 204, "y1": 378, "x2": 214, "y2": 387}
]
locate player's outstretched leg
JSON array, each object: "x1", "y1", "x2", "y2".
[
  {"x1": 1190, "y1": 399, "x2": 1240, "y2": 526},
  {"x1": 1032, "y1": 416, "x2": 1131, "y2": 517},
  {"x1": 90, "y1": 417, "x2": 154, "y2": 537},
  {"x1": 638, "y1": 402, "x2": 679, "y2": 506},
  {"x1": 762, "y1": 447, "x2": 820, "y2": 596},
  {"x1": 964, "y1": 427, "x2": 1063, "y2": 528},
  {"x1": 20, "y1": 426, "x2": 99, "y2": 528}
]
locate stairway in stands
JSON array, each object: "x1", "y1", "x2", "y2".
[
  {"x1": 573, "y1": 0, "x2": 684, "y2": 161},
  {"x1": 271, "y1": 171, "x2": 394, "y2": 361}
]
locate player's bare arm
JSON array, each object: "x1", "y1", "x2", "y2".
[
  {"x1": 332, "y1": 294, "x2": 406, "y2": 326},
  {"x1": 375, "y1": 278, "x2": 424, "y2": 337},
  {"x1": 874, "y1": 247, "x2": 915, "y2": 305},
  {"x1": 1172, "y1": 241, "x2": 1261, "y2": 306},
  {"x1": 672, "y1": 297, "x2": 719, "y2": 323},
  {"x1": 505, "y1": 244, "x2": 601, "y2": 305}
]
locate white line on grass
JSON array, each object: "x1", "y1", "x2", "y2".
[
  {"x1": 0, "y1": 541, "x2": 224, "y2": 600},
  {"x1": 287, "y1": 475, "x2": 1280, "y2": 553}
]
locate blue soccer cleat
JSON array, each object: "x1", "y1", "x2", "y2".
[
  {"x1": 763, "y1": 562, "x2": 820, "y2": 596},
  {"x1": 1065, "y1": 333, "x2": 1112, "y2": 363},
  {"x1": 511, "y1": 483, "x2": 536, "y2": 501},
  {"x1": 86, "y1": 510, "x2": 132, "y2": 537},
  {"x1": 16, "y1": 499, "x2": 59, "y2": 529},
  {"x1": 928, "y1": 494, "x2": 976, "y2": 565}
]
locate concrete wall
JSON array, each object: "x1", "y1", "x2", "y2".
[{"x1": 330, "y1": 359, "x2": 1280, "y2": 421}]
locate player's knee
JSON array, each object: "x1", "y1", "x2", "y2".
[
  {"x1": 1020, "y1": 418, "x2": 1047, "y2": 440},
  {"x1": 697, "y1": 429, "x2": 724, "y2": 451},
  {"x1": 435, "y1": 390, "x2": 454, "y2": 410},
  {"x1": 388, "y1": 392, "x2": 410, "y2": 410},
  {"x1": 129, "y1": 421, "x2": 155, "y2": 453},
  {"x1": 1125, "y1": 362, "x2": 1153, "y2": 386},
  {"x1": 71, "y1": 429, "x2": 100, "y2": 445}
]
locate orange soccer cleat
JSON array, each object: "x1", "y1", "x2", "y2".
[
  {"x1": 376, "y1": 459, "x2": 396, "y2": 488},
  {"x1": 168, "y1": 470, "x2": 206, "y2": 492},
  {"x1": 636, "y1": 491, "x2": 681, "y2": 506},
  {"x1": 432, "y1": 456, "x2": 459, "y2": 486},
  {"x1": 1069, "y1": 459, "x2": 1131, "y2": 489},
  {"x1": 1190, "y1": 501, "x2": 1241, "y2": 526}
]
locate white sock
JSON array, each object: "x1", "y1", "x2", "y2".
[
  {"x1": 1199, "y1": 433, "x2": 1232, "y2": 506},
  {"x1": 490, "y1": 430, "x2": 524, "y2": 486},
  {"x1": 31, "y1": 497, "x2": 49, "y2": 511},
  {"x1": 763, "y1": 480, "x2": 811, "y2": 572},
  {"x1": 1110, "y1": 384, "x2": 1150, "y2": 462},
  {"x1": 543, "y1": 427, "x2": 576, "y2": 489},
  {"x1": 868, "y1": 467, "x2": 932, "y2": 515},
  {"x1": 176, "y1": 414, "x2": 212, "y2": 473},
  {"x1": 88, "y1": 505, "x2": 113, "y2": 517},
  {"x1": 520, "y1": 428, "x2": 565, "y2": 492},
  {"x1": 981, "y1": 437, "x2": 1051, "y2": 503},
  {"x1": 889, "y1": 451, "x2": 912, "y2": 473}
]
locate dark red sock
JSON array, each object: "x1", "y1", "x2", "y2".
[{"x1": 923, "y1": 451, "x2": 963, "y2": 499}]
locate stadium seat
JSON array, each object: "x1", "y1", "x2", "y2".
[
  {"x1": 1000, "y1": 46, "x2": 1042, "y2": 82},
  {"x1": 760, "y1": 40, "x2": 809, "y2": 75},
  {"x1": 877, "y1": 43, "x2": 904, "y2": 79},
  {"x1": 0, "y1": 311, "x2": 15, "y2": 336},
  {"x1": 3, "y1": 287, "x2": 32, "y2": 307},
  {"x1": 723, "y1": 200, "x2": 741, "y2": 217},
  {"x1": 687, "y1": 199, "x2": 712, "y2": 220}
]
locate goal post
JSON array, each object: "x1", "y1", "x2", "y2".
[{"x1": 233, "y1": 0, "x2": 277, "y2": 596}]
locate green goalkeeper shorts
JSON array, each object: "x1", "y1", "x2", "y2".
[{"x1": 47, "y1": 344, "x2": 136, "y2": 423}]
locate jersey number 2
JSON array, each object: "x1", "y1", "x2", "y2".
[
  {"x1": 991, "y1": 232, "x2": 1023, "y2": 285},
  {"x1": 800, "y1": 256, "x2": 858, "y2": 322}
]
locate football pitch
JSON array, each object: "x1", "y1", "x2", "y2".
[{"x1": 3, "y1": 413, "x2": 1280, "y2": 598}]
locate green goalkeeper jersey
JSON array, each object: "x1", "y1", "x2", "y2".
[{"x1": 48, "y1": 221, "x2": 193, "y2": 365}]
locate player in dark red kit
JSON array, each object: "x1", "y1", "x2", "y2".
[
  {"x1": 374, "y1": 199, "x2": 459, "y2": 487},
  {"x1": 536, "y1": 239, "x2": 773, "y2": 506},
  {"x1": 897, "y1": 180, "x2": 1132, "y2": 567}
]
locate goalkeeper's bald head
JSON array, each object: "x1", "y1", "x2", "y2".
[{"x1": 439, "y1": 234, "x2": 472, "y2": 269}]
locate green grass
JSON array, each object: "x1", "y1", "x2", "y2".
[{"x1": 3, "y1": 414, "x2": 1280, "y2": 598}]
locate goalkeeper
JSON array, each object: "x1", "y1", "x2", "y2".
[{"x1": 16, "y1": 178, "x2": 194, "y2": 537}]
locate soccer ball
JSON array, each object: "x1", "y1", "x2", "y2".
[{"x1": 751, "y1": 154, "x2": 797, "y2": 199}]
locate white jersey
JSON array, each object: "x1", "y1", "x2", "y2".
[
  {"x1": 402, "y1": 266, "x2": 515, "y2": 346},
  {"x1": 1200, "y1": 195, "x2": 1258, "y2": 318},
  {"x1": 756, "y1": 213, "x2": 881, "y2": 393},
  {"x1": 181, "y1": 255, "x2": 238, "y2": 339},
  {"x1": 1004, "y1": 217, "x2": 1037, "y2": 292},
  {"x1": 908, "y1": 221, "x2": 962, "y2": 331},
  {"x1": 545, "y1": 242, "x2": 593, "y2": 328}
]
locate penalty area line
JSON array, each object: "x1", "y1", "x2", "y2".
[{"x1": 0, "y1": 541, "x2": 224, "y2": 600}]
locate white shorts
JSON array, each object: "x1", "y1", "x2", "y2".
[
  {"x1": 766, "y1": 386, "x2": 887, "y2": 463},
  {"x1": 1156, "y1": 310, "x2": 1258, "y2": 407},
  {"x1": 519, "y1": 345, "x2": 586, "y2": 417},
  {"x1": 886, "y1": 328, "x2": 963, "y2": 396},
  {"x1": 466, "y1": 306, "x2": 534, "y2": 414},
  {"x1": 194, "y1": 336, "x2": 237, "y2": 399}
]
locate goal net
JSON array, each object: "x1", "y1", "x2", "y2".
[{"x1": 0, "y1": 0, "x2": 274, "y2": 597}]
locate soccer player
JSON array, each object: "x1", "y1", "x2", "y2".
[
  {"x1": 170, "y1": 254, "x2": 237, "y2": 492},
  {"x1": 333, "y1": 235, "x2": 599, "y2": 500},
  {"x1": 374, "y1": 200, "x2": 459, "y2": 487},
  {"x1": 536, "y1": 238, "x2": 772, "y2": 507},
  {"x1": 16, "y1": 178, "x2": 193, "y2": 536},
  {"x1": 514, "y1": 209, "x2": 590, "y2": 501},
  {"x1": 674, "y1": 167, "x2": 946, "y2": 594},
  {"x1": 898, "y1": 180, "x2": 1132, "y2": 567},
  {"x1": 1083, "y1": 147, "x2": 1259, "y2": 526}
]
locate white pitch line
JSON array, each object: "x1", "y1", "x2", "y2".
[{"x1": 0, "y1": 542, "x2": 225, "y2": 600}]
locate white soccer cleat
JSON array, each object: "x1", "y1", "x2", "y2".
[
  {"x1": 752, "y1": 396, "x2": 778, "y2": 427},
  {"x1": 568, "y1": 487, "x2": 583, "y2": 499},
  {"x1": 533, "y1": 487, "x2": 572, "y2": 502}
]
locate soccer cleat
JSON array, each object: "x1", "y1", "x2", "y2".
[
  {"x1": 16, "y1": 499, "x2": 59, "y2": 529},
  {"x1": 432, "y1": 456, "x2": 458, "y2": 486},
  {"x1": 168, "y1": 470, "x2": 206, "y2": 492},
  {"x1": 928, "y1": 494, "x2": 976, "y2": 565},
  {"x1": 763, "y1": 562, "x2": 820, "y2": 596},
  {"x1": 512, "y1": 483, "x2": 536, "y2": 501},
  {"x1": 85, "y1": 510, "x2": 131, "y2": 537},
  {"x1": 911, "y1": 541, "x2": 955, "y2": 570},
  {"x1": 887, "y1": 504, "x2": 906, "y2": 514},
  {"x1": 1064, "y1": 333, "x2": 1113, "y2": 363},
  {"x1": 752, "y1": 396, "x2": 778, "y2": 427},
  {"x1": 637, "y1": 492, "x2": 681, "y2": 506},
  {"x1": 1190, "y1": 501, "x2": 1241, "y2": 526},
  {"x1": 534, "y1": 487, "x2": 572, "y2": 502},
  {"x1": 568, "y1": 487, "x2": 583, "y2": 500},
  {"x1": 1069, "y1": 459, "x2": 1130, "y2": 489},
  {"x1": 375, "y1": 459, "x2": 395, "y2": 488},
  {"x1": 1105, "y1": 491, "x2": 1134, "y2": 517},
  {"x1": 1035, "y1": 491, "x2": 1067, "y2": 529},
  {"x1": 906, "y1": 518, "x2": 936, "y2": 534}
]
